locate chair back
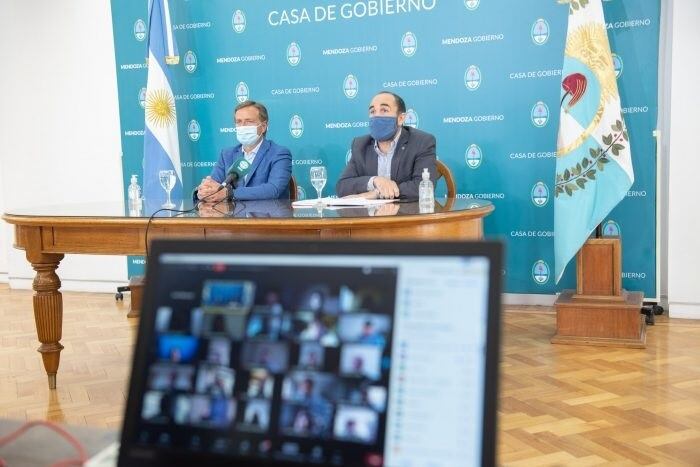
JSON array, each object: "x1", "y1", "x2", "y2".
[
  {"x1": 289, "y1": 175, "x2": 298, "y2": 201},
  {"x1": 436, "y1": 159, "x2": 457, "y2": 199}
]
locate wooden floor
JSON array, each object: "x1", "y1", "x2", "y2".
[{"x1": 1, "y1": 284, "x2": 700, "y2": 465}]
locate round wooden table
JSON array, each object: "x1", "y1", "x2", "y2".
[{"x1": 3, "y1": 197, "x2": 493, "y2": 388}]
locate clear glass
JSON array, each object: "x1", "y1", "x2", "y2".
[
  {"x1": 309, "y1": 166, "x2": 327, "y2": 202},
  {"x1": 159, "y1": 169, "x2": 177, "y2": 209}
]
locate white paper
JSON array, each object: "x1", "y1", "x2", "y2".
[{"x1": 292, "y1": 197, "x2": 397, "y2": 208}]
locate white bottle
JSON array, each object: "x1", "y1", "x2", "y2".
[
  {"x1": 418, "y1": 167, "x2": 434, "y2": 213},
  {"x1": 127, "y1": 175, "x2": 143, "y2": 216},
  {"x1": 128, "y1": 174, "x2": 141, "y2": 202}
]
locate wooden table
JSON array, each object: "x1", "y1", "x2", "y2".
[{"x1": 2, "y1": 197, "x2": 493, "y2": 389}]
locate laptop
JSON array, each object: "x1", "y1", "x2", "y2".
[{"x1": 119, "y1": 239, "x2": 502, "y2": 467}]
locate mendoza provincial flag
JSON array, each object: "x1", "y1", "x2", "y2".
[
  {"x1": 554, "y1": 0, "x2": 634, "y2": 283},
  {"x1": 143, "y1": 0, "x2": 182, "y2": 206}
]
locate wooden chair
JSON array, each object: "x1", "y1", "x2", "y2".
[
  {"x1": 436, "y1": 159, "x2": 457, "y2": 198},
  {"x1": 289, "y1": 175, "x2": 298, "y2": 201}
]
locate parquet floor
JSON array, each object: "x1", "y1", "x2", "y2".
[{"x1": 1, "y1": 283, "x2": 700, "y2": 465}]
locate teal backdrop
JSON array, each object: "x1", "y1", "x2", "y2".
[{"x1": 110, "y1": 0, "x2": 660, "y2": 297}]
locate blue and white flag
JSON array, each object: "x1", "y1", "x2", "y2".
[
  {"x1": 143, "y1": 0, "x2": 182, "y2": 206},
  {"x1": 554, "y1": 0, "x2": 634, "y2": 282}
]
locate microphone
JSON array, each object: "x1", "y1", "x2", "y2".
[
  {"x1": 222, "y1": 157, "x2": 252, "y2": 189},
  {"x1": 195, "y1": 157, "x2": 252, "y2": 205}
]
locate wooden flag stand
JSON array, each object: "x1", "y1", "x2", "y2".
[{"x1": 551, "y1": 237, "x2": 646, "y2": 348}]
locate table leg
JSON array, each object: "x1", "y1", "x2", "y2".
[{"x1": 29, "y1": 253, "x2": 65, "y2": 389}]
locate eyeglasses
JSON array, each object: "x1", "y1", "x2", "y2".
[{"x1": 235, "y1": 120, "x2": 262, "y2": 127}]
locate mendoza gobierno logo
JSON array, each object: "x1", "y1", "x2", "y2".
[
  {"x1": 532, "y1": 260, "x2": 550, "y2": 284},
  {"x1": 531, "y1": 19, "x2": 550, "y2": 45},
  {"x1": 287, "y1": 42, "x2": 301, "y2": 66},
  {"x1": 465, "y1": 144, "x2": 482, "y2": 169},
  {"x1": 612, "y1": 53, "x2": 623, "y2": 78},
  {"x1": 289, "y1": 115, "x2": 304, "y2": 138},
  {"x1": 401, "y1": 32, "x2": 417, "y2": 57},
  {"x1": 603, "y1": 220, "x2": 621, "y2": 237},
  {"x1": 403, "y1": 109, "x2": 419, "y2": 128},
  {"x1": 464, "y1": 0, "x2": 480, "y2": 11},
  {"x1": 531, "y1": 101, "x2": 549, "y2": 127},
  {"x1": 235, "y1": 82, "x2": 250, "y2": 103},
  {"x1": 464, "y1": 65, "x2": 481, "y2": 91},
  {"x1": 343, "y1": 75, "x2": 359, "y2": 99},
  {"x1": 184, "y1": 51, "x2": 197, "y2": 73},
  {"x1": 232, "y1": 10, "x2": 246, "y2": 33},
  {"x1": 138, "y1": 87, "x2": 146, "y2": 109},
  {"x1": 531, "y1": 181, "x2": 549, "y2": 207},
  {"x1": 133, "y1": 19, "x2": 146, "y2": 42},
  {"x1": 187, "y1": 120, "x2": 201, "y2": 142}
]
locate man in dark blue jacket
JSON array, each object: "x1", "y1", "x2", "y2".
[
  {"x1": 336, "y1": 92, "x2": 436, "y2": 200},
  {"x1": 196, "y1": 100, "x2": 292, "y2": 201}
]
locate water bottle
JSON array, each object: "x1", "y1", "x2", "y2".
[
  {"x1": 419, "y1": 167, "x2": 434, "y2": 213},
  {"x1": 128, "y1": 174, "x2": 141, "y2": 202},
  {"x1": 128, "y1": 174, "x2": 143, "y2": 216}
]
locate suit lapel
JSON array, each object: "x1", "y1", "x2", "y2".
[
  {"x1": 243, "y1": 139, "x2": 270, "y2": 187},
  {"x1": 366, "y1": 141, "x2": 378, "y2": 177},
  {"x1": 391, "y1": 127, "x2": 410, "y2": 181}
]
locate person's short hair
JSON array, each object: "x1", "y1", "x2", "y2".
[
  {"x1": 234, "y1": 100, "x2": 269, "y2": 124},
  {"x1": 375, "y1": 91, "x2": 406, "y2": 114}
]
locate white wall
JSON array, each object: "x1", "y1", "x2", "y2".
[
  {"x1": 0, "y1": 173, "x2": 8, "y2": 282},
  {"x1": 668, "y1": 0, "x2": 700, "y2": 318},
  {"x1": 0, "y1": 1, "x2": 127, "y2": 291}
]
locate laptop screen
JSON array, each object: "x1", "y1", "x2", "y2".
[{"x1": 120, "y1": 241, "x2": 500, "y2": 467}]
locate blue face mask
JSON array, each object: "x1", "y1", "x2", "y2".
[
  {"x1": 369, "y1": 116, "x2": 398, "y2": 142},
  {"x1": 236, "y1": 124, "x2": 261, "y2": 146}
]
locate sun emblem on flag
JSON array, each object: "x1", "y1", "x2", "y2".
[{"x1": 145, "y1": 89, "x2": 176, "y2": 127}]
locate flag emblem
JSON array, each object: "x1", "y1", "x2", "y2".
[
  {"x1": 553, "y1": 0, "x2": 634, "y2": 282},
  {"x1": 145, "y1": 89, "x2": 176, "y2": 127}
]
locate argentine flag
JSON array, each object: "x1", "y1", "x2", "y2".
[
  {"x1": 143, "y1": 0, "x2": 182, "y2": 207},
  {"x1": 554, "y1": 0, "x2": 634, "y2": 282}
]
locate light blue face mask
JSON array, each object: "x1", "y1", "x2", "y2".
[{"x1": 236, "y1": 124, "x2": 261, "y2": 146}]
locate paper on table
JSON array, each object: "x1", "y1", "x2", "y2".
[{"x1": 292, "y1": 197, "x2": 397, "y2": 208}]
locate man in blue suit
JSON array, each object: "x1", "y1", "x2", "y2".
[{"x1": 196, "y1": 100, "x2": 292, "y2": 201}]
